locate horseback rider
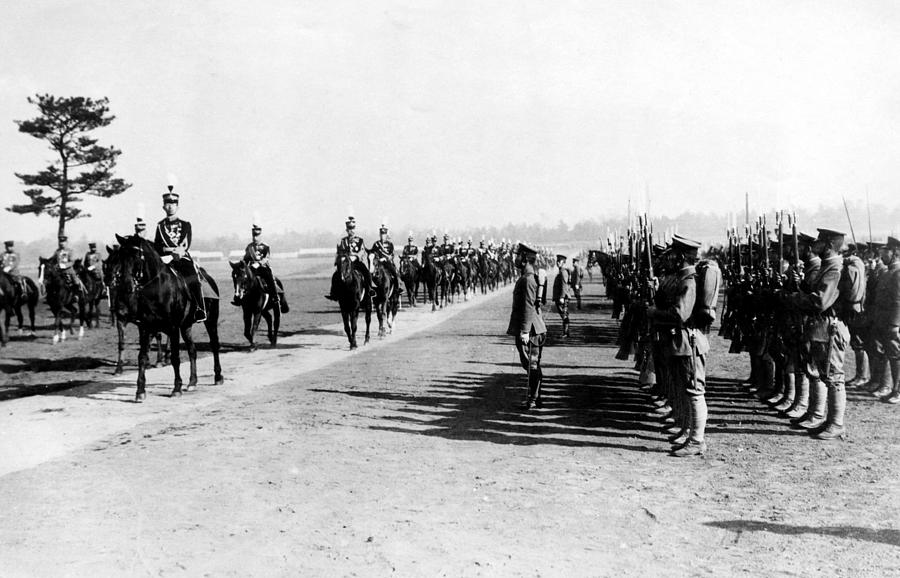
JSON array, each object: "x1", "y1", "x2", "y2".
[
  {"x1": 153, "y1": 185, "x2": 207, "y2": 322},
  {"x1": 52, "y1": 235, "x2": 87, "y2": 295},
  {"x1": 402, "y1": 233, "x2": 419, "y2": 261},
  {"x1": 134, "y1": 218, "x2": 147, "y2": 238},
  {"x1": 1, "y1": 240, "x2": 27, "y2": 295},
  {"x1": 83, "y1": 243, "x2": 103, "y2": 282},
  {"x1": 370, "y1": 222, "x2": 403, "y2": 294},
  {"x1": 237, "y1": 221, "x2": 289, "y2": 313},
  {"x1": 325, "y1": 215, "x2": 371, "y2": 301},
  {"x1": 440, "y1": 233, "x2": 454, "y2": 258}
]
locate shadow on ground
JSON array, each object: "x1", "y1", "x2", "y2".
[{"x1": 707, "y1": 520, "x2": 900, "y2": 547}]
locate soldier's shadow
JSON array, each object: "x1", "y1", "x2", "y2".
[{"x1": 706, "y1": 520, "x2": 900, "y2": 547}]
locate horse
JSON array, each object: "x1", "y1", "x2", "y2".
[
  {"x1": 421, "y1": 252, "x2": 443, "y2": 312},
  {"x1": 38, "y1": 257, "x2": 85, "y2": 343},
  {"x1": 74, "y1": 259, "x2": 105, "y2": 328},
  {"x1": 399, "y1": 255, "x2": 421, "y2": 307},
  {"x1": 110, "y1": 234, "x2": 223, "y2": 402},
  {"x1": 230, "y1": 260, "x2": 281, "y2": 350},
  {"x1": 2, "y1": 272, "x2": 38, "y2": 336},
  {"x1": 103, "y1": 245, "x2": 168, "y2": 374},
  {"x1": 370, "y1": 254, "x2": 400, "y2": 337},
  {"x1": 439, "y1": 256, "x2": 456, "y2": 307},
  {"x1": 334, "y1": 255, "x2": 371, "y2": 349},
  {"x1": 451, "y1": 255, "x2": 470, "y2": 302}
]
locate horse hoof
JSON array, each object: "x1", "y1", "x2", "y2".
[
  {"x1": 171, "y1": 390, "x2": 182, "y2": 398},
  {"x1": 350, "y1": 344, "x2": 357, "y2": 350},
  {"x1": 186, "y1": 384, "x2": 196, "y2": 392},
  {"x1": 114, "y1": 367, "x2": 123, "y2": 375},
  {"x1": 135, "y1": 393, "x2": 146, "y2": 403},
  {"x1": 214, "y1": 376, "x2": 225, "y2": 385},
  {"x1": 52, "y1": 334, "x2": 60, "y2": 344}
]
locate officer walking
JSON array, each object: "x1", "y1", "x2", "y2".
[
  {"x1": 507, "y1": 243, "x2": 548, "y2": 410},
  {"x1": 153, "y1": 185, "x2": 206, "y2": 322}
]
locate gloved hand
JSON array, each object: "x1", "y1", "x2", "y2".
[{"x1": 519, "y1": 332, "x2": 530, "y2": 344}]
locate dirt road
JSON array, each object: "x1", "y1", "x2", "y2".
[{"x1": 1, "y1": 278, "x2": 899, "y2": 577}]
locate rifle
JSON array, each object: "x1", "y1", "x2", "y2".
[{"x1": 842, "y1": 196, "x2": 858, "y2": 246}]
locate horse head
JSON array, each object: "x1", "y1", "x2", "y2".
[
  {"x1": 339, "y1": 255, "x2": 354, "y2": 284},
  {"x1": 112, "y1": 234, "x2": 161, "y2": 302},
  {"x1": 230, "y1": 260, "x2": 255, "y2": 300}
]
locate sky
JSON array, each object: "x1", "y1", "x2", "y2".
[{"x1": 1, "y1": 0, "x2": 899, "y2": 244}]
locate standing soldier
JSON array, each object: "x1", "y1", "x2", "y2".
[
  {"x1": 841, "y1": 243, "x2": 868, "y2": 387},
  {"x1": 153, "y1": 186, "x2": 206, "y2": 322},
  {"x1": 325, "y1": 215, "x2": 370, "y2": 300},
  {"x1": 571, "y1": 256, "x2": 585, "y2": 309},
  {"x1": 507, "y1": 243, "x2": 548, "y2": 410},
  {"x1": 784, "y1": 228, "x2": 850, "y2": 440},
  {"x1": 869, "y1": 237, "x2": 900, "y2": 402},
  {"x1": 239, "y1": 220, "x2": 289, "y2": 313},
  {"x1": 648, "y1": 235, "x2": 709, "y2": 457},
  {"x1": 552, "y1": 254, "x2": 571, "y2": 338},
  {"x1": 862, "y1": 241, "x2": 891, "y2": 395}
]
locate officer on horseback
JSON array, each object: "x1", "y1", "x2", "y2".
[
  {"x1": 370, "y1": 222, "x2": 402, "y2": 294},
  {"x1": 402, "y1": 233, "x2": 419, "y2": 260},
  {"x1": 52, "y1": 235, "x2": 87, "y2": 295},
  {"x1": 1, "y1": 240, "x2": 27, "y2": 297},
  {"x1": 325, "y1": 215, "x2": 371, "y2": 301},
  {"x1": 134, "y1": 217, "x2": 148, "y2": 238},
  {"x1": 153, "y1": 185, "x2": 206, "y2": 322},
  {"x1": 84, "y1": 243, "x2": 103, "y2": 281},
  {"x1": 238, "y1": 220, "x2": 289, "y2": 312}
]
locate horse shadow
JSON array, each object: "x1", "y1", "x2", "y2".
[
  {"x1": 706, "y1": 520, "x2": 900, "y2": 547},
  {"x1": 0, "y1": 356, "x2": 113, "y2": 374}
]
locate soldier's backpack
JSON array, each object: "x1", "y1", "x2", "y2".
[
  {"x1": 838, "y1": 255, "x2": 866, "y2": 316},
  {"x1": 691, "y1": 259, "x2": 722, "y2": 330}
]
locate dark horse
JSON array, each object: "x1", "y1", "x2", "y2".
[
  {"x1": 422, "y1": 252, "x2": 443, "y2": 312},
  {"x1": 38, "y1": 257, "x2": 85, "y2": 343},
  {"x1": 370, "y1": 254, "x2": 400, "y2": 337},
  {"x1": 2, "y1": 272, "x2": 38, "y2": 335},
  {"x1": 335, "y1": 255, "x2": 371, "y2": 349},
  {"x1": 74, "y1": 259, "x2": 105, "y2": 328},
  {"x1": 110, "y1": 234, "x2": 223, "y2": 402},
  {"x1": 230, "y1": 260, "x2": 281, "y2": 350},
  {"x1": 103, "y1": 245, "x2": 168, "y2": 375},
  {"x1": 0, "y1": 273, "x2": 12, "y2": 346},
  {"x1": 399, "y1": 255, "x2": 421, "y2": 307}
]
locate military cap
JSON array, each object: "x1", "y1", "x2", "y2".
[
  {"x1": 671, "y1": 234, "x2": 701, "y2": 254},
  {"x1": 162, "y1": 184, "x2": 179, "y2": 203},
  {"x1": 573, "y1": 257, "x2": 580, "y2": 263},
  {"x1": 58, "y1": 234, "x2": 68, "y2": 242},
  {"x1": 408, "y1": 230, "x2": 414, "y2": 241},
  {"x1": 517, "y1": 242, "x2": 538, "y2": 256},
  {"x1": 816, "y1": 228, "x2": 846, "y2": 241},
  {"x1": 797, "y1": 232, "x2": 817, "y2": 245},
  {"x1": 556, "y1": 254, "x2": 567, "y2": 261},
  {"x1": 4, "y1": 240, "x2": 13, "y2": 247},
  {"x1": 345, "y1": 216, "x2": 357, "y2": 229},
  {"x1": 887, "y1": 236, "x2": 900, "y2": 250},
  {"x1": 134, "y1": 217, "x2": 147, "y2": 232},
  {"x1": 88, "y1": 242, "x2": 97, "y2": 249},
  {"x1": 868, "y1": 240, "x2": 885, "y2": 250},
  {"x1": 443, "y1": 233, "x2": 450, "y2": 240},
  {"x1": 847, "y1": 242, "x2": 857, "y2": 252}
]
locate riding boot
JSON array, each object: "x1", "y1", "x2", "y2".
[
  {"x1": 773, "y1": 371, "x2": 796, "y2": 412},
  {"x1": 871, "y1": 355, "x2": 894, "y2": 397},
  {"x1": 325, "y1": 270, "x2": 341, "y2": 301},
  {"x1": 756, "y1": 356, "x2": 776, "y2": 401},
  {"x1": 191, "y1": 281, "x2": 206, "y2": 322},
  {"x1": 881, "y1": 359, "x2": 900, "y2": 404},
  {"x1": 794, "y1": 378, "x2": 826, "y2": 430},
  {"x1": 847, "y1": 350, "x2": 870, "y2": 388},
  {"x1": 562, "y1": 318, "x2": 570, "y2": 338},
  {"x1": 814, "y1": 382, "x2": 847, "y2": 440},
  {"x1": 784, "y1": 373, "x2": 809, "y2": 419},
  {"x1": 765, "y1": 362, "x2": 785, "y2": 406},
  {"x1": 278, "y1": 291, "x2": 290, "y2": 313},
  {"x1": 672, "y1": 395, "x2": 707, "y2": 457},
  {"x1": 862, "y1": 352, "x2": 886, "y2": 392}
]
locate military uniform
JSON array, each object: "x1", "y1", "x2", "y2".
[
  {"x1": 326, "y1": 217, "x2": 371, "y2": 300},
  {"x1": 786, "y1": 228, "x2": 850, "y2": 440},
  {"x1": 51, "y1": 236, "x2": 86, "y2": 295},
  {"x1": 1, "y1": 241, "x2": 26, "y2": 298},
  {"x1": 870, "y1": 238, "x2": 900, "y2": 403},
  {"x1": 154, "y1": 187, "x2": 206, "y2": 322},
  {"x1": 241, "y1": 226, "x2": 289, "y2": 312},
  {"x1": 402, "y1": 239, "x2": 419, "y2": 260},
  {"x1": 648, "y1": 235, "x2": 709, "y2": 457},
  {"x1": 83, "y1": 244, "x2": 103, "y2": 281},
  {"x1": 552, "y1": 255, "x2": 571, "y2": 337},
  {"x1": 370, "y1": 229, "x2": 402, "y2": 293},
  {"x1": 507, "y1": 243, "x2": 548, "y2": 409},
  {"x1": 861, "y1": 242, "x2": 890, "y2": 394},
  {"x1": 571, "y1": 258, "x2": 585, "y2": 309}
]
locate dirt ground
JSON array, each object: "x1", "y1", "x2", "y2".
[{"x1": 1, "y1": 271, "x2": 899, "y2": 577}]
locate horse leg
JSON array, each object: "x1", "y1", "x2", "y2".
[
  {"x1": 170, "y1": 330, "x2": 183, "y2": 398},
  {"x1": 244, "y1": 306, "x2": 256, "y2": 350},
  {"x1": 364, "y1": 297, "x2": 372, "y2": 345},
  {"x1": 345, "y1": 311, "x2": 357, "y2": 349},
  {"x1": 115, "y1": 320, "x2": 125, "y2": 374},
  {"x1": 182, "y1": 326, "x2": 198, "y2": 391},
  {"x1": 136, "y1": 329, "x2": 151, "y2": 402},
  {"x1": 270, "y1": 307, "x2": 279, "y2": 347},
  {"x1": 205, "y1": 301, "x2": 224, "y2": 385}
]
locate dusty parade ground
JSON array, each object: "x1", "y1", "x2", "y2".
[{"x1": 1, "y1": 263, "x2": 899, "y2": 577}]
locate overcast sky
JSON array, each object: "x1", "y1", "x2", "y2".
[{"x1": 1, "y1": 0, "x2": 899, "y2": 243}]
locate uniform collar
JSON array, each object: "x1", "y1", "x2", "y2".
[{"x1": 676, "y1": 264, "x2": 696, "y2": 280}]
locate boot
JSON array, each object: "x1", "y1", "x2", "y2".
[
  {"x1": 765, "y1": 363, "x2": 785, "y2": 406},
  {"x1": 846, "y1": 350, "x2": 870, "y2": 388},
  {"x1": 814, "y1": 383, "x2": 847, "y2": 440},
  {"x1": 562, "y1": 318, "x2": 570, "y2": 338},
  {"x1": 672, "y1": 396, "x2": 707, "y2": 457},
  {"x1": 774, "y1": 371, "x2": 796, "y2": 412},
  {"x1": 872, "y1": 357, "x2": 894, "y2": 397},
  {"x1": 783, "y1": 373, "x2": 809, "y2": 419},
  {"x1": 756, "y1": 356, "x2": 777, "y2": 401},
  {"x1": 883, "y1": 359, "x2": 900, "y2": 404},
  {"x1": 863, "y1": 355, "x2": 887, "y2": 392},
  {"x1": 279, "y1": 293, "x2": 290, "y2": 313},
  {"x1": 793, "y1": 378, "x2": 826, "y2": 430}
]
